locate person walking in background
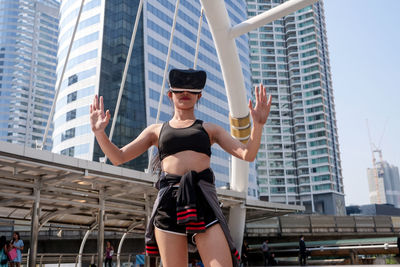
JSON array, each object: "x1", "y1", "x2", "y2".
[
  {"x1": 0, "y1": 236, "x2": 8, "y2": 267},
  {"x1": 105, "y1": 241, "x2": 114, "y2": 267},
  {"x1": 269, "y1": 252, "x2": 277, "y2": 266},
  {"x1": 299, "y1": 235, "x2": 307, "y2": 266},
  {"x1": 241, "y1": 240, "x2": 250, "y2": 267},
  {"x1": 9, "y1": 232, "x2": 23, "y2": 267},
  {"x1": 397, "y1": 234, "x2": 400, "y2": 256},
  {"x1": 261, "y1": 239, "x2": 270, "y2": 266}
]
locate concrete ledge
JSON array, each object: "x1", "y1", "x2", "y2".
[
  {"x1": 52, "y1": 152, "x2": 80, "y2": 167},
  {"x1": 246, "y1": 198, "x2": 305, "y2": 212},
  {"x1": 0, "y1": 141, "x2": 24, "y2": 156}
]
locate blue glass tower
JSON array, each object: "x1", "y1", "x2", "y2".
[
  {"x1": 54, "y1": 0, "x2": 256, "y2": 194},
  {"x1": 0, "y1": 0, "x2": 59, "y2": 150}
]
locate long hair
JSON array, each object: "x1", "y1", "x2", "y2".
[
  {"x1": 0, "y1": 236, "x2": 6, "y2": 248},
  {"x1": 150, "y1": 152, "x2": 161, "y2": 176}
]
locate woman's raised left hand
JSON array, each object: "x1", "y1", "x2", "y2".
[{"x1": 248, "y1": 83, "x2": 272, "y2": 126}]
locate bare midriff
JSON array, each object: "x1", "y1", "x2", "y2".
[{"x1": 161, "y1": 150, "x2": 211, "y2": 176}]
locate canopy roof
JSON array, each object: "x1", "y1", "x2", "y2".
[{"x1": 0, "y1": 141, "x2": 304, "y2": 233}]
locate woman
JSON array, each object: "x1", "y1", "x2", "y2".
[
  {"x1": 104, "y1": 241, "x2": 114, "y2": 267},
  {"x1": 0, "y1": 236, "x2": 8, "y2": 267},
  {"x1": 241, "y1": 240, "x2": 249, "y2": 267},
  {"x1": 9, "y1": 232, "x2": 23, "y2": 267},
  {"x1": 90, "y1": 68, "x2": 271, "y2": 267}
]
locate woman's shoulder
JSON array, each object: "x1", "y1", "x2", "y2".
[
  {"x1": 202, "y1": 121, "x2": 224, "y2": 133},
  {"x1": 148, "y1": 123, "x2": 163, "y2": 128},
  {"x1": 12, "y1": 239, "x2": 23, "y2": 246},
  {"x1": 202, "y1": 121, "x2": 218, "y2": 128},
  {"x1": 201, "y1": 122, "x2": 224, "y2": 142},
  {"x1": 145, "y1": 123, "x2": 163, "y2": 133},
  {"x1": 143, "y1": 123, "x2": 165, "y2": 142}
]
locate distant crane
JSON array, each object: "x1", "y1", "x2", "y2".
[{"x1": 366, "y1": 119, "x2": 388, "y2": 204}]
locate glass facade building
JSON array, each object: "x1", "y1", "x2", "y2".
[
  {"x1": 53, "y1": 0, "x2": 103, "y2": 159},
  {"x1": 54, "y1": 0, "x2": 257, "y2": 196},
  {"x1": 0, "y1": 0, "x2": 59, "y2": 150},
  {"x1": 248, "y1": 0, "x2": 345, "y2": 214}
]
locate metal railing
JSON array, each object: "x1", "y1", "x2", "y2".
[{"x1": 246, "y1": 215, "x2": 400, "y2": 237}]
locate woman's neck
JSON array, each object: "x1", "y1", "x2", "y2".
[{"x1": 172, "y1": 109, "x2": 195, "y2": 121}]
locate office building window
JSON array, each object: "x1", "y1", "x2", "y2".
[
  {"x1": 66, "y1": 109, "x2": 76, "y2": 121},
  {"x1": 67, "y1": 91, "x2": 77, "y2": 103},
  {"x1": 61, "y1": 128, "x2": 75, "y2": 141},
  {"x1": 68, "y1": 74, "x2": 78, "y2": 86},
  {"x1": 61, "y1": 146, "x2": 74, "y2": 157}
]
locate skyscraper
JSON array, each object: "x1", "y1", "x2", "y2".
[
  {"x1": 248, "y1": 0, "x2": 345, "y2": 214},
  {"x1": 0, "y1": 0, "x2": 59, "y2": 150},
  {"x1": 53, "y1": 0, "x2": 257, "y2": 195},
  {"x1": 368, "y1": 160, "x2": 400, "y2": 208}
]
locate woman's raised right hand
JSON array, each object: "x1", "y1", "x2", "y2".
[{"x1": 90, "y1": 95, "x2": 111, "y2": 133}]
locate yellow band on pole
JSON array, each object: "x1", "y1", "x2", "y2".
[
  {"x1": 230, "y1": 113, "x2": 251, "y2": 143},
  {"x1": 230, "y1": 124, "x2": 251, "y2": 138},
  {"x1": 229, "y1": 113, "x2": 250, "y2": 128}
]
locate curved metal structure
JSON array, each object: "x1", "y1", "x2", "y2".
[
  {"x1": 199, "y1": 0, "x2": 318, "y2": 250},
  {"x1": 78, "y1": 225, "x2": 97, "y2": 267}
]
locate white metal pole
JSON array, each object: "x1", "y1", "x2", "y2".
[
  {"x1": 193, "y1": 8, "x2": 204, "y2": 69},
  {"x1": 105, "y1": 0, "x2": 144, "y2": 162},
  {"x1": 197, "y1": 0, "x2": 250, "y2": 191},
  {"x1": 29, "y1": 179, "x2": 41, "y2": 267},
  {"x1": 230, "y1": 0, "x2": 318, "y2": 38},
  {"x1": 97, "y1": 189, "x2": 105, "y2": 267},
  {"x1": 199, "y1": 0, "x2": 249, "y2": 251},
  {"x1": 200, "y1": 0, "x2": 319, "y2": 251},
  {"x1": 147, "y1": 0, "x2": 181, "y2": 171},
  {"x1": 41, "y1": 0, "x2": 86, "y2": 150}
]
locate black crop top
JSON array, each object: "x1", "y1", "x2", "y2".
[{"x1": 158, "y1": 119, "x2": 212, "y2": 161}]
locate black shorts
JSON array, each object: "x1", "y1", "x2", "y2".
[{"x1": 154, "y1": 186, "x2": 218, "y2": 236}]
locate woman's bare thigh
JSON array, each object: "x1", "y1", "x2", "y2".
[
  {"x1": 195, "y1": 224, "x2": 233, "y2": 267},
  {"x1": 154, "y1": 227, "x2": 188, "y2": 267}
]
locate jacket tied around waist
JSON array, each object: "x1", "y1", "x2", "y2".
[{"x1": 145, "y1": 168, "x2": 240, "y2": 266}]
